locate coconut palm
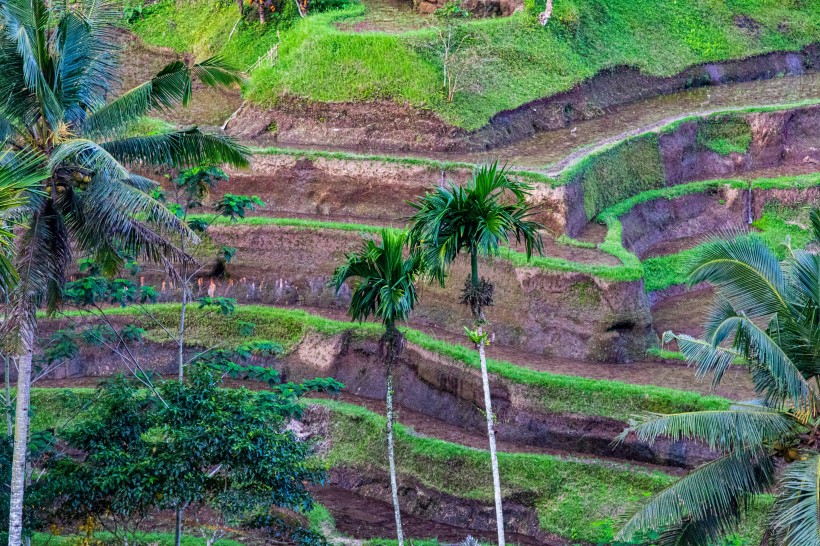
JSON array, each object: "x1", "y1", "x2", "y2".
[
  {"x1": 330, "y1": 228, "x2": 424, "y2": 546},
  {"x1": 616, "y1": 214, "x2": 820, "y2": 545},
  {"x1": 408, "y1": 162, "x2": 543, "y2": 546},
  {"x1": 0, "y1": 0, "x2": 249, "y2": 543}
]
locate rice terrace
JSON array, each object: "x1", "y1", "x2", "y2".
[{"x1": 0, "y1": 0, "x2": 819, "y2": 544}]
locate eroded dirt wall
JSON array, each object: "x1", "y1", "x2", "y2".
[
  {"x1": 619, "y1": 186, "x2": 749, "y2": 258},
  {"x1": 26, "y1": 325, "x2": 712, "y2": 469},
  {"x1": 159, "y1": 224, "x2": 655, "y2": 362},
  {"x1": 659, "y1": 104, "x2": 820, "y2": 185}
]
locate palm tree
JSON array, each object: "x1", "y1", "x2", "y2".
[
  {"x1": 330, "y1": 228, "x2": 424, "y2": 546},
  {"x1": 0, "y1": 1, "x2": 249, "y2": 543},
  {"x1": 408, "y1": 162, "x2": 543, "y2": 546},
  {"x1": 616, "y1": 213, "x2": 820, "y2": 545}
]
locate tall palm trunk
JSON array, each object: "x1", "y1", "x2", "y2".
[
  {"x1": 8, "y1": 318, "x2": 35, "y2": 546},
  {"x1": 471, "y1": 252, "x2": 505, "y2": 546},
  {"x1": 5, "y1": 354, "x2": 12, "y2": 438},
  {"x1": 175, "y1": 240, "x2": 187, "y2": 546},
  {"x1": 384, "y1": 324, "x2": 404, "y2": 546}
]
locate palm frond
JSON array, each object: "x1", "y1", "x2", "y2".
[
  {"x1": 52, "y1": 6, "x2": 121, "y2": 124},
  {"x1": 689, "y1": 235, "x2": 789, "y2": 318},
  {"x1": 1, "y1": 0, "x2": 64, "y2": 128},
  {"x1": 83, "y1": 57, "x2": 242, "y2": 137},
  {"x1": 616, "y1": 446, "x2": 775, "y2": 544},
  {"x1": 101, "y1": 129, "x2": 250, "y2": 169},
  {"x1": 64, "y1": 175, "x2": 196, "y2": 276},
  {"x1": 664, "y1": 331, "x2": 739, "y2": 388},
  {"x1": 49, "y1": 138, "x2": 130, "y2": 181},
  {"x1": 771, "y1": 450, "x2": 820, "y2": 546},
  {"x1": 331, "y1": 229, "x2": 422, "y2": 326},
  {"x1": 617, "y1": 407, "x2": 803, "y2": 453}
]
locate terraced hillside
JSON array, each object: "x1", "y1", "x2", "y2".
[
  {"x1": 6, "y1": 2, "x2": 820, "y2": 542},
  {"x1": 26, "y1": 87, "x2": 819, "y2": 543}
]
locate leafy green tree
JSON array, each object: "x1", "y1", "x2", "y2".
[
  {"x1": 408, "y1": 162, "x2": 542, "y2": 546},
  {"x1": 43, "y1": 365, "x2": 340, "y2": 545},
  {"x1": 617, "y1": 213, "x2": 820, "y2": 545},
  {"x1": 0, "y1": 0, "x2": 249, "y2": 542},
  {"x1": 330, "y1": 229, "x2": 424, "y2": 546}
]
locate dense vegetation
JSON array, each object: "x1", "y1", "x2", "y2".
[{"x1": 130, "y1": 0, "x2": 820, "y2": 129}]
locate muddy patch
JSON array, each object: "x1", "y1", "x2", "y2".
[{"x1": 314, "y1": 471, "x2": 563, "y2": 545}]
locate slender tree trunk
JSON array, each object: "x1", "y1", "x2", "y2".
[
  {"x1": 5, "y1": 354, "x2": 12, "y2": 438},
  {"x1": 384, "y1": 325, "x2": 404, "y2": 546},
  {"x1": 174, "y1": 505, "x2": 183, "y2": 546},
  {"x1": 8, "y1": 319, "x2": 35, "y2": 546},
  {"x1": 178, "y1": 284, "x2": 187, "y2": 381},
  {"x1": 470, "y1": 251, "x2": 505, "y2": 546},
  {"x1": 237, "y1": 0, "x2": 243, "y2": 16},
  {"x1": 5, "y1": 292, "x2": 12, "y2": 438},
  {"x1": 178, "y1": 242, "x2": 187, "y2": 382},
  {"x1": 478, "y1": 328, "x2": 504, "y2": 546}
]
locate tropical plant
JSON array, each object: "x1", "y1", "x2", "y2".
[
  {"x1": 0, "y1": 0, "x2": 249, "y2": 542},
  {"x1": 161, "y1": 165, "x2": 264, "y2": 381},
  {"x1": 408, "y1": 162, "x2": 543, "y2": 546},
  {"x1": 44, "y1": 366, "x2": 340, "y2": 545},
  {"x1": 330, "y1": 229, "x2": 424, "y2": 546},
  {"x1": 0, "y1": 154, "x2": 50, "y2": 442},
  {"x1": 616, "y1": 214, "x2": 820, "y2": 545}
]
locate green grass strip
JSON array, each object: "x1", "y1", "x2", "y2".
[
  {"x1": 199, "y1": 215, "x2": 640, "y2": 281},
  {"x1": 56, "y1": 304, "x2": 729, "y2": 420},
  {"x1": 315, "y1": 398, "x2": 673, "y2": 544}
]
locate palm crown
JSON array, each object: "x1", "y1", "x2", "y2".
[
  {"x1": 0, "y1": 0, "x2": 249, "y2": 324},
  {"x1": 617, "y1": 213, "x2": 820, "y2": 545},
  {"x1": 407, "y1": 162, "x2": 543, "y2": 286},
  {"x1": 330, "y1": 228, "x2": 423, "y2": 329}
]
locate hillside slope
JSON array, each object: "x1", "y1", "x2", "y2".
[{"x1": 131, "y1": 0, "x2": 819, "y2": 130}]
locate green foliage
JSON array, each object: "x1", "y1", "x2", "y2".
[
  {"x1": 330, "y1": 229, "x2": 423, "y2": 329},
  {"x1": 696, "y1": 115, "x2": 753, "y2": 156},
  {"x1": 408, "y1": 163, "x2": 544, "y2": 288},
  {"x1": 573, "y1": 134, "x2": 666, "y2": 221},
  {"x1": 133, "y1": 0, "x2": 819, "y2": 129},
  {"x1": 175, "y1": 166, "x2": 229, "y2": 211},
  {"x1": 41, "y1": 369, "x2": 332, "y2": 544},
  {"x1": 215, "y1": 194, "x2": 266, "y2": 221}
]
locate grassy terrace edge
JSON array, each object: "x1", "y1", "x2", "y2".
[
  {"x1": 313, "y1": 398, "x2": 674, "y2": 543},
  {"x1": 249, "y1": 101, "x2": 820, "y2": 187},
  {"x1": 595, "y1": 172, "x2": 820, "y2": 293},
  {"x1": 197, "y1": 215, "x2": 644, "y2": 281},
  {"x1": 48, "y1": 304, "x2": 730, "y2": 420}
]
